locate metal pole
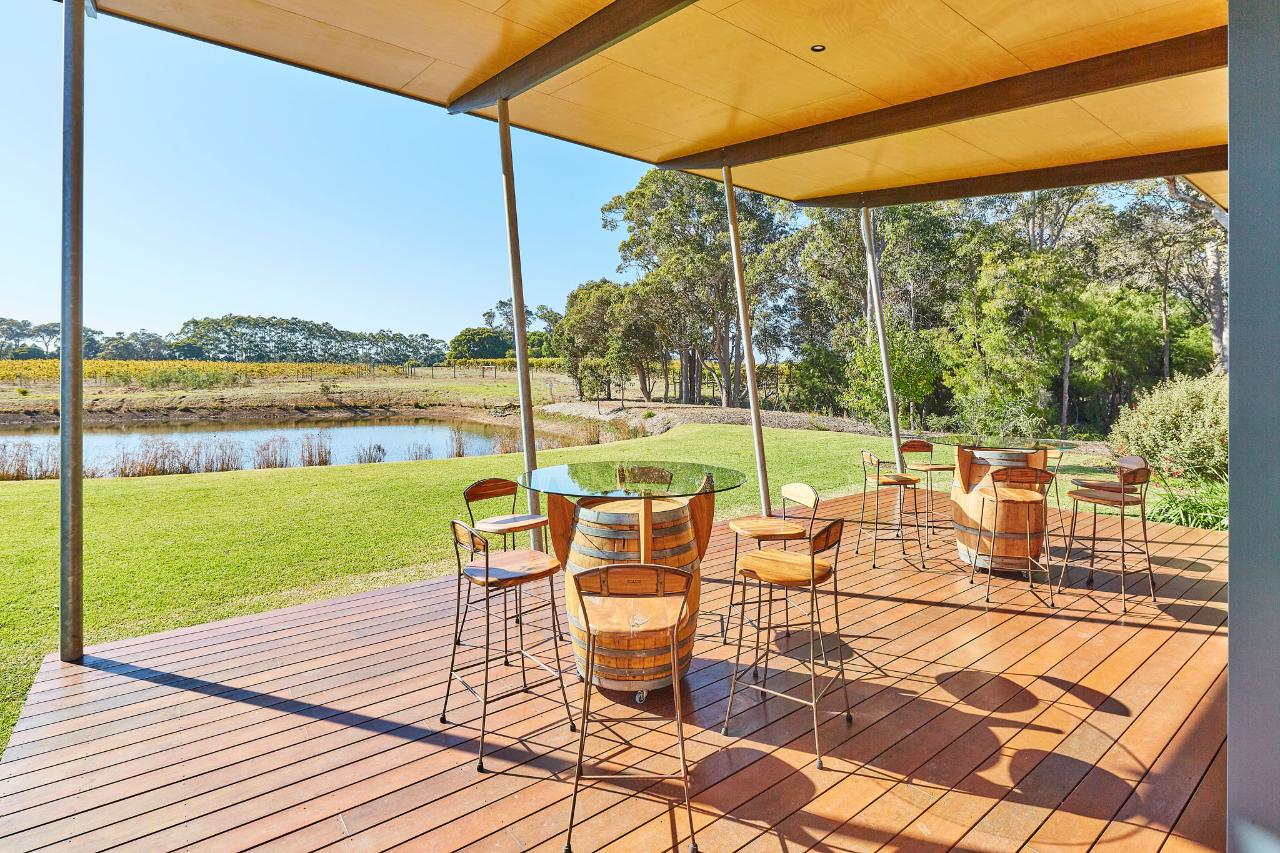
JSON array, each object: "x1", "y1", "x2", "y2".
[
  {"x1": 60, "y1": 0, "x2": 86, "y2": 662},
  {"x1": 860, "y1": 207, "x2": 905, "y2": 473},
  {"x1": 722, "y1": 165, "x2": 771, "y2": 517},
  {"x1": 497, "y1": 98, "x2": 542, "y2": 547}
]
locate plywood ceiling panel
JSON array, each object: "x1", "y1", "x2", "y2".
[
  {"x1": 715, "y1": 0, "x2": 1030, "y2": 103},
  {"x1": 97, "y1": 0, "x2": 1228, "y2": 204},
  {"x1": 941, "y1": 0, "x2": 1225, "y2": 67},
  {"x1": 1075, "y1": 68, "x2": 1228, "y2": 153},
  {"x1": 1185, "y1": 171, "x2": 1228, "y2": 208},
  {"x1": 600, "y1": 7, "x2": 853, "y2": 119},
  {"x1": 103, "y1": 0, "x2": 435, "y2": 91},
  {"x1": 942, "y1": 100, "x2": 1139, "y2": 168}
]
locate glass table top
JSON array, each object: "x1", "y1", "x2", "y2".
[
  {"x1": 519, "y1": 460, "x2": 747, "y2": 499},
  {"x1": 909, "y1": 434, "x2": 1079, "y2": 451}
]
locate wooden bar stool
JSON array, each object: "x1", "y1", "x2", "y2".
[
  {"x1": 974, "y1": 467, "x2": 1057, "y2": 606},
  {"x1": 463, "y1": 477, "x2": 549, "y2": 550},
  {"x1": 565, "y1": 563, "x2": 697, "y2": 853},
  {"x1": 723, "y1": 486, "x2": 852, "y2": 769},
  {"x1": 856, "y1": 450, "x2": 926, "y2": 570},
  {"x1": 1057, "y1": 455, "x2": 1155, "y2": 612},
  {"x1": 901, "y1": 439, "x2": 953, "y2": 546},
  {"x1": 720, "y1": 484, "x2": 814, "y2": 641},
  {"x1": 439, "y1": 520, "x2": 575, "y2": 773}
]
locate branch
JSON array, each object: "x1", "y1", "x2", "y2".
[{"x1": 1165, "y1": 177, "x2": 1228, "y2": 231}]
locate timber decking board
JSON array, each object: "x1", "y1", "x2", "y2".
[{"x1": 0, "y1": 492, "x2": 1227, "y2": 852}]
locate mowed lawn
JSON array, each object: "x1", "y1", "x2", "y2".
[{"x1": 0, "y1": 423, "x2": 1110, "y2": 749}]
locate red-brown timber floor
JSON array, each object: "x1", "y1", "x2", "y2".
[{"x1": 0, "y1": 491, "x2": 1228, "y2": 852}]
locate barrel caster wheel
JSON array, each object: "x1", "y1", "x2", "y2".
[{"x1": 634, "y1": 690, "x2": 648, "y2": 705}]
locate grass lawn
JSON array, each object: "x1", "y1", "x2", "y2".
[{"x1": 0, "y1": 423, "x2": 1112, "y2": 750}]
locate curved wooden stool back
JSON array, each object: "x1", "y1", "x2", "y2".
[{"x1": 565, "y1": 563, "x2": 697, "y2": 853}]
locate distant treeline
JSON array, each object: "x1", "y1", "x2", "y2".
[{"x1": 0, "y1": 315, "x2": 446, "y2": 366}]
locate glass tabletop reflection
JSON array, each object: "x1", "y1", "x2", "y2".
[
  {"x1": 518, "y1": 460, "x2": 746, "y2": 499},
  {"x1": 911, "y1": 433, "x2": 1079, "y2": 451}
]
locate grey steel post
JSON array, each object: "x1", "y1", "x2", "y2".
[
  {"x1": 1228, "y1": 0, "x2": 1280, "y2": 846},
  {"x1": 722, "y1": 165, "x2": 771, "y2": 517},
  {"x1": 860, "y1": 207, "x2": 905, "y2": 473},
  {"x1": 60, "y1": 0, "x2": 86, "y2": 662},
  {"x1": 497, "y1": 98, "x2": 542, "y2": 547}
]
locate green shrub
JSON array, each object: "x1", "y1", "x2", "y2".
[
  {"x1": 1148, "y1": 479, "x2": 1229, "y2": 531},
  {"x1": 1109, "y1": 373, "x2": 1227, "y2": 480}
]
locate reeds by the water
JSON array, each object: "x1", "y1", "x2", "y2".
[
  {"x1": 0, "y1": 440, "x2": 59, "y2": 480},
  {"x1": 354, "y1": 442, "x2": 387, "y2": 464},
  {"x1": 254, "y1": 436, "x2": 291, "y2": 469},
  {"x1": 300, "y1": 432, "x2": 332, "y2": 467},
  {"x1": 108, "y1": 437, "x2": 244, "y2": 477},
  {"x1": 406, "y1": 441, "x2": 434, "y2": 460}
]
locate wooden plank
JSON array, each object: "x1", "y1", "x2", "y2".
[
  {"x1": 798, "y1": 146, "x2": 1229, "y2": 209},
  {"x1": 660, "y1": 27, "x2": 1227, "y2": 170},
  {"x1": 446, "y1": 0, "x2": 698, "y2": 115},
  {"x1": 0, "y1": 496, "x2": 1226, "y2": 853}
]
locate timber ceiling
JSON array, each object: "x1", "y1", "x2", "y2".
[{"x1": 94, "y1": 0, "x2": 1229, "y2": 208}]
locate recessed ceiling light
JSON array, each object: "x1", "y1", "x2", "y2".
[{"x1": 810, "y1": 44, "x2": 826, "y2": 52}]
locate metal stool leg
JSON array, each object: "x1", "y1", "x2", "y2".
[
  {"x1": 1142, "y1": 504, "x2": 1156, "y2": 603},
  {"x1": 721, "y1": 570, "x2": 749, "y2": 736},
  {"x1": 871, "y1": 486, "x2": 882, "y2": 568},
  {"x1": 548, "y1": 576, "x2": 576, "y2": 732},
  {"x1": 440, "y1": 582, "x2": 463, "y2": 725},
  {"x1": 830, "y1": 564, "x2": 854, "y2": 722},
  {"x1": 911, "y1": 487, "x2": 926, "y2": 570},
  {"x1": 1119, "y1": 501, "x2": 1129, "y2": 612},
  {"x1": 477, "y1": 587, "x2": 493, "y2": 772},
  {"x1": 669, "y1": 625, "x2": 698, "y2": 853},
  {"x1": 1088, "y1": 503, "x2": 1099, "y2": 587},
  {"x1": 1057, "y1": 499, "x2": 1081, "y2": 597},
  {"x1": 855, "y1": 477, "x2": 868, "y2": 555},
  {"x1": 808, "y1": 584, "x2": 824, "y2": 769},
  {"x1": 564, "y1": 635, "x2": 596, "y2": 853},
  {"x1": 985, "y1": 499, "x2": 999, "y2": 603}
]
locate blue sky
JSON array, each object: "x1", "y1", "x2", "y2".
[{"x1": 0, "y1": 4, "x2": 649, "y2": 341}]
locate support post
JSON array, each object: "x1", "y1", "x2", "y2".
[
  {"x1": 722, "y1": 165, "x2": 771, "y2": 517},
  {"x1": 860, "y1": 207, "x2": 905, "y2": 473},
  {"x1": 1228, "y1": 0, "x2": 1280, "y2": 847},
  {"x1": 60, "y1": 0, "x2": 86, "y2": 662},
  {"x1": 496, "y1": 98, "x2": 542, "y2": 548}
]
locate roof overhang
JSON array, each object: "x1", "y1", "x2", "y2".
[{"x1": 86, "y1": 0, "x2": 1229, "y2": 209}]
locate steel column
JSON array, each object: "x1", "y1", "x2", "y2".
[
  {"x1": 60, "y1": 0, "x2": 86, "y2": 662},
  {"x1": 722, "y1": 165, "x2": 771, "y2": 517},
  {"x1": 860, "y1": 207, "x2": 905, "y2": 473},
  {"x1": 496, "y1": 98, "x2": 542, "y2": 547}
]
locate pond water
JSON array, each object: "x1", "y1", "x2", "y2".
[{"x1": 0, "y1": 415, "x2": 569, "y2": 476}]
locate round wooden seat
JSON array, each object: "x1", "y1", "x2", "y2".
[
  {"x1": 908, "y1": 462, "x2": 953, "y2": 473},
  {"x1": 877, "y1": 472, "x2": 920, "y2": 486},
  {"x1": 977, "y1": 485, "x2": 1046, "y2": 504},
  {"x1": 1068, "y1": 488, "x2": 1145, "y2": 507},
  {"x1": 1069, "y1": 478, "x2": 1138, "y2": 494},
  {"x1": 737, "y1": 549, "x2": 833, "y2": 587},
  {"x1": 729, "y1": 515, "x2": 807, "y2": 541},
  {"x1": 463, "y1": 549, "x2": 560, "y2": 588},
  {"x1": 474, "y1": 512, "x2": 549, "y2": 536}
]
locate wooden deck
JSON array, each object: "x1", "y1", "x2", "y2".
[{"x1": 0, "y1": 492, "x2": 1228, "y2": 852}]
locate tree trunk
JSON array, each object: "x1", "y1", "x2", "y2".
[
  {"x1": 1206, "y1": 241, "x2": 1229, "y2": 373},
  {"x1": 661, "y1": 356, "x2": 669, "y2": 403},
  {"x1": 1060, "y1": 322, "x2": 1079, "y2": 440},
  {"x1": 1160, "y1": 284, "x2": 1171, "y2": 379}
]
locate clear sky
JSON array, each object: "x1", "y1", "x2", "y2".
[{"x1": 0, "y1": 4, "x2": 649, "y2": 342}]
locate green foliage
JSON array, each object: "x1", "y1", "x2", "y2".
[
  {"x1": 783, "y1": 343, "x2": 846, "y2": 416},
  {"x1": 447, "y1": 326, "x2": 509, "y2": 360},
  {"x1": 1147, "y1": 479, "x2": 1229, "y2": 530},
  {"x1": 842, "y1": 318, "x2": 942, "y2": 428},
  {"x1": 1109, "y1": 372, "x2": 1228, "y2": 480}
]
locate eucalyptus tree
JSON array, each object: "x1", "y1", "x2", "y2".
[{"x1": 602, "y1": 169, "x2": 793, "y2": 407}]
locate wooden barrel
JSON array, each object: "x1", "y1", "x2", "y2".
[
  {"x1": 950, "y1": 448, "x2": 1047, "y2": 570},
  {"x1": 564, "y1": 497, "x2": 700, "y2": 691}
]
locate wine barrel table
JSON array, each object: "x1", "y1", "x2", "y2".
[
  {"x1": 563, "y1": 497, "x2": 700, "y2": 691},
  {"x1": 519, "y1": 460, "x2": 746, "y2": 701},
  {"x1": 951, "y1": 446, "x2": 1048, "y2": 570}
]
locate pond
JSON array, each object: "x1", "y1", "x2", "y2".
[{"x1": 0, "y1": 415, "x2": 571, "y2": 478}]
